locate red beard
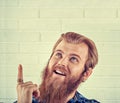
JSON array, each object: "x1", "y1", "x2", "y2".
[{"x1": 39, "y1": 64, "x2": 84, "y2": 103}]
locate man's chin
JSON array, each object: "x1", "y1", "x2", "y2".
[{"x1": 39, "y1": 72, "x2": 82, "y2": 103}]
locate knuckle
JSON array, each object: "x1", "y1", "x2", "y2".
[
  {"x1": 24, "y1": 87, "x2": 29, "y2": 91},
  {"x1": 26, "y1": 81, "x2": 33, "y2": 84},
  {"x1": 17, "y1": 84, "x2": 22, "y2": 89},
  {"x1": 24, "y1": 87, "x2": 32, "y2": 94},
  {"x1": 34, "y1": 84, "x2": 37, "y2": 87}
]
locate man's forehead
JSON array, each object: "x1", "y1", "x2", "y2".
[
  {"x1": 55, "y1": 40, "x2": 89, "y2": 59},
  {"x1": 55, "y1": 40, "x2": 88, "y2": 50}
]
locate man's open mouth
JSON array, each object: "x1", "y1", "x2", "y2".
[{"x1": 53, "y1": 70, "x2": 66, "y2": 76}]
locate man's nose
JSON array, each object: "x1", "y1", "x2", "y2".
[{"x1": 57, "y1": 57, "x2": 68, "y2": 67}]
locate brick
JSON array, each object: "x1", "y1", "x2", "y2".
[
  {"x1": 19, "y1": 19, "x2": 61, "y2": 31},
  {"x1": 6, "y1": 77, "x2": 16, "y2": 88},
  {"x1": 85, "y1": 31, "x2": 120, "y2": 42},
  {"x1": 0, "y1": 7, "x2": 38, "y2": 19},
  {"x1": 5, "y1": 98, "x2": 17, "y2": 103},
  {"x1": 1, "y1": 65, "x2": 17, "y2": 77},
  {"x1": 19, "y1": 0, "x2": 120, "y2": 8},
  {"x1": 0, "y1": 65, "x2": 6, "y2": 76},
  {"x1": 79, "y1": 88, "x2": 120, "y2": 101},
  {"x1": 0, "y1": 88, "x2": 6, "y2": 98},
  {"x1": 0, "y1": 54, "x2": 19, "y2": 65},
  {"x1": 5, "y1": 88, "x2": 16, "y2": 98},
  {"x1": 94, "y1": 65, "x2": 120, "y2": 76},
  {"x1": 0, "y1": 19, "x2": 5, "y2": 29},
  {"x1": 18, "y1": 54, "x2": 39, "y2": 65},
  {"x1": 18, "y1": 31, "x2": 40, "y2": 42},
  {"x1": 85, "y1": 8, "x2": 117, "y2": 18},
  {"x1": 20, "y1": 42, "x2": 53, "y2": 53},
  {"x1": 96, "y1": 42, "x2": 120, "y2": 55},
  {"x1": 0, "y1": 7, "x2": 5, "y2": 19},
  {"x1": 5, "y1": 20, "x2": 18, "y2": 30},
  {"x1": 62, "y1": 18, "x2": 120, "y2": 24},
  {"x1": 0, "y1": 19, "x2": 18, "y2": 30},
  {"x1": 118, "y1": 8, "x2": 120, "y2": 18},
  {"x1": 84, "y1": 76, "x2": 120, "y2": 88},
  {"x1": 102, "y1": 100, "x2": 120, "y2": 103},
  {"x1": 100, "y1": 88, "x2": 120, "y2": 100},
  {"x1": 38, "y1": 53, "x2": 51, "y2": 65},
  {"x1": 40, "y1": 31, "x2": 61, "y2": 42},
  {"x1": 0, "y1": 31, "x2": 40, "y2": 42},
  {"x1": 0, "y1": 0, "x2": 5, "y2": 7},
  {"x1": 40, "y1": 8, "x2": 83, "y2": 18},
  {"x1": 5, "y1": 0, "x2": 18, "y2": 7},
  {"x1": 19, "y1": 0, "x2": 41, "y2": 7},
  {"x1": 62, "y1": 19, "x2": 120, "y2": 32},
  {"x1": 99, "y1": 54, "x2": 120, "y2": 65},
  {"x1": 0, "y1": 43, "x2": 19, "y2": 53},
  {"x1": 0, "y1": 77, "x2": 6, "y2": 88},
  {"x1": 0, "y1": 54, "x2": 38, "y2": 67}
]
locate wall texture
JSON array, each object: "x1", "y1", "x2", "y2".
[{"x1": 0, "y1": 0, "x2": 120, "y2": 103}]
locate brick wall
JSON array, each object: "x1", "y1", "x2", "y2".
[{"x1": 0, "y1": 0, "x2": 120, "y2": 103}]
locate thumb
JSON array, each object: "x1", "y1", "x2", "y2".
[{"x1": 32, "y1": 89, "x2": 40, "y2": 99}]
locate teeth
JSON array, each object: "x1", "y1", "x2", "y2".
[
  {"x1": 56, "y1": 70, "x2": 64, "y2": 75},
  {"x1": 54, "y1": 70, "x2": 66, "y2": 76}
]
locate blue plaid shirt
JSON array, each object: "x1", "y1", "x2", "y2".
[
  {"x1": 32, "y1": 91, "x2": 100, "y2": 103},
  {"x1": 14, "y1": 91, "x2": 100, "y2": 103}
]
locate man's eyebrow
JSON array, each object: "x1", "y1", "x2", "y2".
[
  {"x1": 54, "y1": 50, "x2": 81, "y2": 60},
  {"x1": 55, "y1": 50, "x2": 64, "y2": 53}
]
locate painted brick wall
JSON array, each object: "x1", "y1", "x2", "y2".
[{"x1": 0, "y1": 0, "x2": 120, "y2": 103}]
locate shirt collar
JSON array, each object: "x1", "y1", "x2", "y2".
[{"x1": 68, "y1": 91, "x2": 85, "y2": 102}]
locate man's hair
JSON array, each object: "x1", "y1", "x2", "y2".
[{"x1": 52, "y1": 32, "x2": 98, "y2": 71}]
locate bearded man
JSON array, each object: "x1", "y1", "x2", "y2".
[{"x1": 15, "y1": 32, "x2": 100, "y2": 103}]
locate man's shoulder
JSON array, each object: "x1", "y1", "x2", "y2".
[{"x1": 73, "y1": 91, "x2": 100, "y2": 103}]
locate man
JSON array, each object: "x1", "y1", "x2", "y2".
[{"x1": 15, "y1": 32, "x2": 100, "y2": 103}]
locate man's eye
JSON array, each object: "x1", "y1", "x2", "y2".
[
  {"x1": 55, "y1": 53, "x2": 62, "y2": 58},
  {"x1": 70, "y1": 57, "x2": 79, "y2": 63}
]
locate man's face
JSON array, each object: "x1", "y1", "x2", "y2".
[
  {"x1": 48, "y1": 40, "x2": 89, "y2": 85},
  {"x1": 39, "y1": 40, "x2": 89, "y2": 103}
]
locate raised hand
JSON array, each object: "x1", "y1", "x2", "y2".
[{"x1": 16, "y1": 64, "x2": 40, "y2": 103}]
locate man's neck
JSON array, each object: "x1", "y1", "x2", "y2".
[{"x1": 66, "y1": 90, "x2": 77, "y2": 102}]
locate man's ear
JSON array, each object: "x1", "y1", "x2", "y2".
[{"x1": 82, "y1": 68, "x2": 93, "y2": 82}]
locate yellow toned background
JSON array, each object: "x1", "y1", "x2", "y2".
[{"x1": 0, "y1": 0, "x2": 120, "y2": 103}]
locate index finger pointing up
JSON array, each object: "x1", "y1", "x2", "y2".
[{"x1": 17, "y1": 64, "x2": 23, "y2": 84}]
